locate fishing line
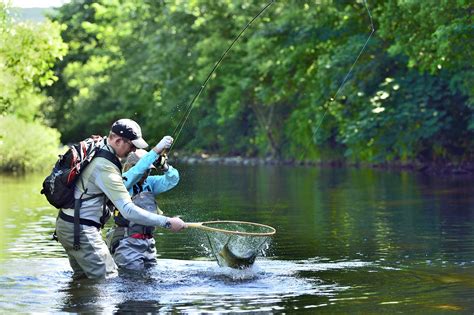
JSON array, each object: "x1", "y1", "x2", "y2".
[
  {"x1": 305, "y1": 0, "x2": 375, "y2": 157},
  {"x1": 167, "y1": 0, "x2": 374, "y2": 156},
  {"x1": 168, "y1": 1, "x2": 275, "y2": 153}
]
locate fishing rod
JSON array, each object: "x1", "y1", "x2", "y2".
[
  {"x1": 167, "y1": 0, "x2": 275, "y2": 153},
  {"x1": 301, "y1": 0, "x2": 375, "y2": 159},
  {"x1": 164, "y1": 0, "x2": 374, "y2": 159}
]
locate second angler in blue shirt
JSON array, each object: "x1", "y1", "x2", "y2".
[{"x1": 106, "y1": 136, "x2": 180, "y2": 270}]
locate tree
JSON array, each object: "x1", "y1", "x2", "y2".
[
  {"x1": 45, "y1": 0, "x2": 473, "y2": 164},
  {"x1": 0, "y1": 3, "x2": 67, "y2": 122},
  {"x1": 0, "y1": 3, "x2": 66, "y2": 172}
]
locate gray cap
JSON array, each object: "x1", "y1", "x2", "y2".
[{"x1": 111, "y1": 118, "x2": 148, "y2": 149}]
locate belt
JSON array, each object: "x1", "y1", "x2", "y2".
[
  {"x1": 59, "y1": 211, "x2": 101, "y2": 229},
  {"x1": 129, "y1": 233, "x2": 153, "y2": 239}
]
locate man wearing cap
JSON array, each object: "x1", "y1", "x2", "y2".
[
  {"x1": 106, "y1": 145, "x2": 180, "y2": 270},
  {"x1": 55, "y1": 118, "x2": 186, "y2": 279}
]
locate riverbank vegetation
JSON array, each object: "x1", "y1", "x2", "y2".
[
  {"x1": 1, "y1": 1, "x2": 472, "y2": 172},
  {"x1": 0, "y1": 3, "x2": 65, "y2": 172}
]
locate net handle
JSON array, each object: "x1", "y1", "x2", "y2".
[{"x1": 186, "y1": 220, "x2": 276, "y2": 236}]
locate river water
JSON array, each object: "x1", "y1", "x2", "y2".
[{"x1": 0, "y1": 164, "x2": 473, "y2": 313}]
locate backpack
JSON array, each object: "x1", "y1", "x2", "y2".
[
  {"x1": 41, "y1": 135, "x2": 108, "y2": 209},
  {"x1": 42, "y1": 135, "x2": 123, "y2": 250}
]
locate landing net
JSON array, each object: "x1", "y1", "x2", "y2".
[{"x1": 196, "y1": 221, "x2": 276, "y2": 269}]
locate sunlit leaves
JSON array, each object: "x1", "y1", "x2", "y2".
[
  {"x1": 0, "y1": 3, "x2": 67, "y2": 122},
  {"x1": 44, "y1": 0, "x2": 472, "y2": 163}
]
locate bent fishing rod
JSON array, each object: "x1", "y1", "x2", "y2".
[
  {"x1": 165, "y1": 0, "x2": 374, "y2": 158},
  {"x1": 167, "y1": 0, "x2": 275, "y2": 154}
]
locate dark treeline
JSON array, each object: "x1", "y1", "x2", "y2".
[{"x1": 15, "y1": 1, "x2": 474, "y2": 169}]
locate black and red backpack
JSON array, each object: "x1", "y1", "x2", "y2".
[{"x1": 41, "y1": 135, "x2": 120, "y2": 209}]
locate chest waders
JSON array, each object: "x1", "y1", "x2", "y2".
[
  {"x1": 57, "y1": 149, "x2": 122, "y2": 250},
  {"x1": 109, "y1": 189, "x2": 159, "y2": 254},
  {"x1": 113, "y1": 183, "x2": 155, "y2": 227}
]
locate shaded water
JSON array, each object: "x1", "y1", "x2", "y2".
[{"x1": 1, "y1": 165, "x2": 473, "y2": 313}]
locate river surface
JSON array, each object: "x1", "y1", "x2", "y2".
[{"x1": 0, "y1": 164, "x2": 473, "y2": 313}]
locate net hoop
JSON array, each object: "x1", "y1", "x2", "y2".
[{"x1": 187, "y1": 220, "x2": 276, "y2": 236}]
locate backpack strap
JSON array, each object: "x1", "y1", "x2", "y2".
[
  {"x1": 72, "y1": 148, "x2": 122, "y2": 250},
  {"x1": 73, "y1": 189, "x2": 103, "y2": 249},
  {"x1": 95, "y1": 149, "x2": 122, "y2": 172},
  {"x1": 73, "y1": 195, "x2": 82, "y2": 250},
  {"x1": 95, "y1": 148, "x2": 122, "y2": 228}
]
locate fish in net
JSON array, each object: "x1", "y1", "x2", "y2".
[{"x1": 187, "y1": 221, "x2": 276, "y2": 269}]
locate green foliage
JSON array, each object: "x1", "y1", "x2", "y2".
[
  {"x1": 0, "y1": 3, "x2": 65, "y2": 173},
  {"x1": 337, "y1": 70, "x2": 470, "y2": 163},
  {"x1": 45, "y1": 0, "x2": 473, "y2": 164},
  {"x1": 0, "y1": 3, "x2": 67, "y2": 122},
  {"x1": 0, "y1": 116, "x2": 62, "y2": 172},
  {"x1": 377, "y1": 0, "x2": 473, "y2": 78}
]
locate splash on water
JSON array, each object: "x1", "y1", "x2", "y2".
[
  {"x1": 0, "y1": 257, "x2": 375, "y2": 313},
  {"x1": 201, "y1": 229, "x2": 272, "y2": 269}
]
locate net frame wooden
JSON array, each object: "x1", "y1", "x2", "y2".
[{"x1": 186, "y1": 220, "x2": 276, "y2": 236}]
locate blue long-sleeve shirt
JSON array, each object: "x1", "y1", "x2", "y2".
[{"x1": 122, "y1": 150, "x2": 179, "y2": 196}]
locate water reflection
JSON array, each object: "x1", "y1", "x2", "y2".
[{"x1": 0, "y1": 166, "x2": 474, "y2": 312}]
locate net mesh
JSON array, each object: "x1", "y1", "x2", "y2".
[{"x1": 199, "y1": 221, "x2": 275, "y2": 269}]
